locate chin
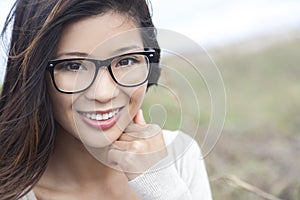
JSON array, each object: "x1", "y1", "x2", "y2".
[{"x1": 77, "y1": 126, "x2": 122, "y2": 148}]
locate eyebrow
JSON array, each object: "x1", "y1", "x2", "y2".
[
  {"x1": 111, "y1": 45, "x2": 144, "y2": 54},
  {"x1": 54, "y1": 45, "x2": 144, "y2": 59},
  {"x1": 55, "y1": 52, "x2": 89, "y2": 59}
]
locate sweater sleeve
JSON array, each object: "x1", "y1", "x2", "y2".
[{"x1": 128, "y1": 130, "x2": 212, "y2": 200}]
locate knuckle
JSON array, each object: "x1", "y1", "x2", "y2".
[
  {"x1": 152, "y1": 124, "x2": 162, "y2": 132},
  {"x1": 122, "y1": 154, "x2": 136, "y2": 170},
  {"x1": 130, "y1": 141, "x2": 141, "y2": 152},
  {"x1": 147, "y1": 124, "x2": 162, "y2": 137},
  {"x1": 125, "y1": 123, "x2": 138, "y2": 132},
  {"x1": 124, "y1": 154, "x2": 134, "y2": 164}
]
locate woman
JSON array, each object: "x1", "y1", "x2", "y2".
[{"x1": 0, "y1": 0, "x2": 212, "y2": 199}]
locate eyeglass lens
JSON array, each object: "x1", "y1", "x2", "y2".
[{"x1": 52, "y1": 54, "x2": 149, "y2": 93}]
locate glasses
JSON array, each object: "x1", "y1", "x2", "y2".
[{"x1": 47, "y1": 50, "x2": 156, "y2": 94}]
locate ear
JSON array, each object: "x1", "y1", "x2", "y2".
[{"x1": 133, "y1": 109, "x2": 146, "y2": 125}]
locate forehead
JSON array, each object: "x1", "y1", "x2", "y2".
[{"x1": 55, "y1": 12, "x2": 143, "y2": 59}]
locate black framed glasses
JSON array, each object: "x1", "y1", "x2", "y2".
[{"x1": 47, "y1": 50, "x2": 156, "y2": 94}]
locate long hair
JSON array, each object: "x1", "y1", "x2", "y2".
[{"x1": 0, "y1": 0, "x2": 160, "y2": 199}]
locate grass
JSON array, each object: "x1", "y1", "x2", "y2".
[{"x1": 142, "y1": 35, "x2": 300, "y2": 199}]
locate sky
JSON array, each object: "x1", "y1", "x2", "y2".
[
  {"x1": 1, "y1": 0, "x2": 300, "y2": 82},
  {"x1": 150, "y1": 0, "x2": 300, "y2": 46}
]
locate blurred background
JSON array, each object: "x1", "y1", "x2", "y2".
[
  {"x1": 1, "y1": 0, "x2": 300, "y2": 199},
  {"x1": 149, "y1": 1, "x2": 300, "y2": 199}
]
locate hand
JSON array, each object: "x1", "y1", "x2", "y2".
[{"x1": 108, "y1": 109, "x2": 167, "y2": 180}]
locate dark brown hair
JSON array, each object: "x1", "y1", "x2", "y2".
[{"x1": 0, "y1": 0, "x2": 160, "y2": 199}]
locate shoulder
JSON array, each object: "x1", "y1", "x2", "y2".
[
  {"x1": 19, "y1": 191, "x2": 36, "y2": 200},
  {"x1": 162, "y1": 130, "x2": 212, "y2": 199},
  {"x1": 162, "y1": 129, "x2": 202, "y2": 161},
  {"x1": 160, "y1": 129, "x2": 206, "y2": 181}
]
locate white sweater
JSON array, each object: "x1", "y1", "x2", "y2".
[{"x1": 21, "y1": 130, "x2": 212, "y2": 200}]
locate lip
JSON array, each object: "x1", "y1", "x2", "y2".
[{"x1": 78, "y1": 107, "x2": 123, "y2": 131}]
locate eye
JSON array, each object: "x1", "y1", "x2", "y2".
[
  {"x1": 116, "y1": 57, "x2": 139, "y2": 68},
  {"x1": 56, "y1": 61, "x2": 88, "y2": 72}
]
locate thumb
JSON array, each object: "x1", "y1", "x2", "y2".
[{"x1": 133, "y1": 109, "x2": 147, "y2": 125}]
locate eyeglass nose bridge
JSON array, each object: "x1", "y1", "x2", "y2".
[
  {"x1": 93, "y1": 58, "x2": 113, "y2": 71},
  {"x1": 92, "y1": 58, "x2": 116, "y2": 81},
  {"x1": 91, "y1": 57, "x2": 116, "y2": 85}
]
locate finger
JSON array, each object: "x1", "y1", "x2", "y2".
[
  {"x1": 133, "y1": 109, "x2": 146, "y2": 125},
  {"x1": 118, "y1": 133, "x2": 136, "y2": 141},
  {"x1": 119, "y1": 130, "x2": 157, "y2": 141},
  {"x1": 124, "y1": 124, "x2": 161, "y2": 139},
  {"x1": 107, "y1": 149, "x2": 137, "y2": 172},
  {"x1": 107, "y1": 148, "x2": 123, "y2": 166},
  {"x1": 110, "y1": 141, "x2": 128, "y2": 151},
  {"x1": 108, "y1": 146, "x2": 167, "y2": 174},
  {"x1": 125, "y1": 123, "x2": 160, "y2": 134},
  {"x1": 125, "y1": 123, "x2": 147, "y2": 133},
  {"x1": 107, "y1": 148, "x2": 155, "y2": 173},
  {"x1": 111, "y1": 140, "x2": 144, "y2": 153}
]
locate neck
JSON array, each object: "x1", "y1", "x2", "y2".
[{"x1": 39, "y1": 123, "x2": 121, "y2": 189}]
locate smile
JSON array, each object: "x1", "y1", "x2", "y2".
[
  {"x1": 78, "y1": 108, "x2": 122, "y2": 130},
  {"x1": 82, "y1": 109, "x2": 120, "y2": 121}
]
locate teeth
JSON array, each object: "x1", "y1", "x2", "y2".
[
  {"x1": 83, "y1": 109, "x2": 119, "y2": 121},
  {"x1": 103, "y1": 114, "x2": 108, "y2": 120},
  {"x1": 96, "y1": 115, "x2": 102, "y2": 120}
]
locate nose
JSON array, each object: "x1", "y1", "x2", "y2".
[{"x1": 84, "y1": 68, "x2": 119, "y2": 103}]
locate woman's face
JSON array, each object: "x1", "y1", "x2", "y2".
[{"x1": 48, "y1": 12, "x2": 147, "y2": 148}]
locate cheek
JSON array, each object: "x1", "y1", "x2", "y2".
[
  {"x1": 50, "y1": 91, "x2": 70, "y2": 121},
  {"x1": 127, "y1": 85, "x2": 147, "y2": 114},
  {"x1": 51, "y1": 94, "x2": 69, "y2": 114},
  {"x1": 116, "y1": 85, "x2": 146, "y2": 130},
  {"x1": 47, "y1": 80, "x2": 75, "y2": 129}
]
